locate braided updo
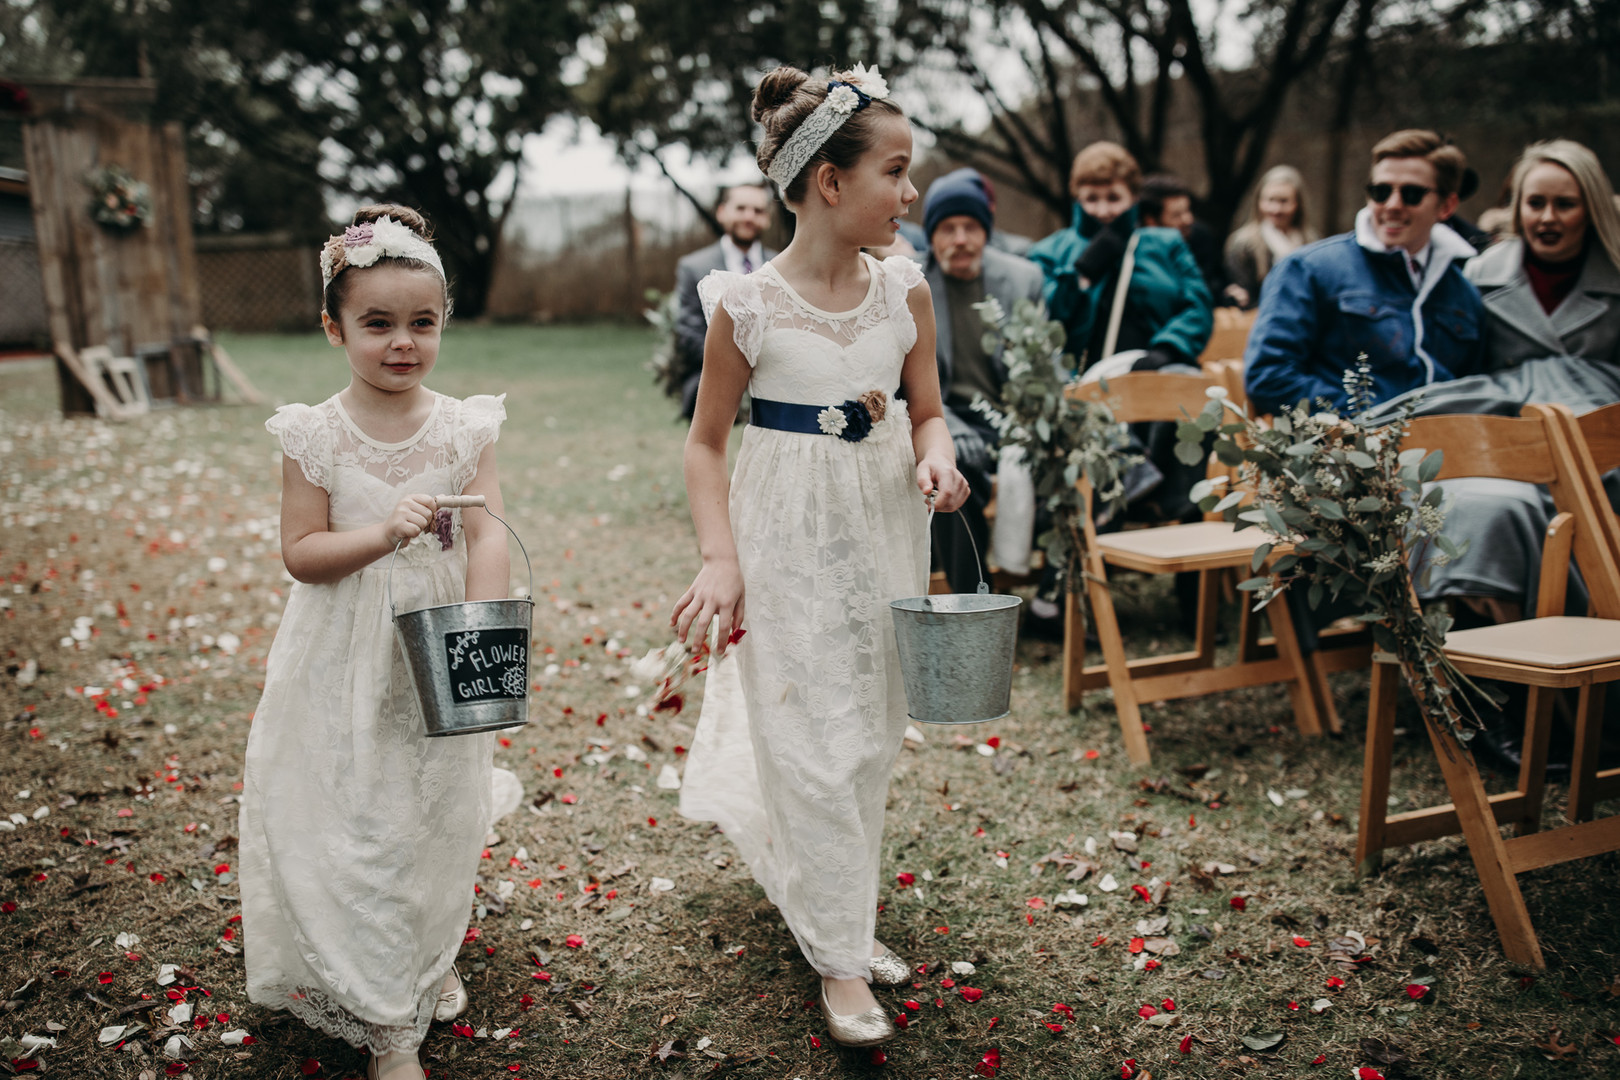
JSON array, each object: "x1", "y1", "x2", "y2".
[
  {"x1": 321, "y1": 203, "x2": 452, "y2": 324},
  {"x1": 752, "y1": 66, "x2": 906, "y2": 205}
]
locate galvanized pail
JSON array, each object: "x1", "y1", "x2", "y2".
[
  {"x1": 890, "y1": 506, "x2": 1022, "y2": 725},
  {"x1": 389, "y1": 495, "x2": 535, "y2": 738}
]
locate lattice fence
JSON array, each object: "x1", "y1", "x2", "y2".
[
  {"x1": 194, "y1": 234, "x2": 322, "y2": 334},
  {"x1": 0, "y1": 238, "x2": 50, "y2": 347}
]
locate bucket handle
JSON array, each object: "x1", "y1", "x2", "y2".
[
  {"x1": 924, "y1": 491, "x2": 990, "y2": 598},
  {"x1": 386, "y1": 495, "x2": 534, "y2": 616}
]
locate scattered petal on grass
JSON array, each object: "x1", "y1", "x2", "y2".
[{"x1": 1178, "y1": 1034, "x2": 1193, "y2": 1054}]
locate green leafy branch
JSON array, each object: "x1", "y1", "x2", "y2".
[
  {"x1": 1176, "y1": 362, "x2": 1492, "y2": 744},
  {"x1": 971, "y1": 297, "x2": 1139, "y2": 592}
]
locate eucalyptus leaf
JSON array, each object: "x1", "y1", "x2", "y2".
[
  {"x1": 1352, "y1": 496, "x2": 1384, "y2": 513},
  {"x1": 1346, "y1": 450, "x2": 1377, "y2": 468},
  {"x1": 1176, "y1": 440, "x2": 1208, "y2": 466},
  {"x1": 1251, "y1": 542, "x2": 1275, "y2": 572},
  {"x1": 1241, "y1": 1032, "x2": 1286, "y2": 1051},
  {"x1": 1419, "y1": 449, "x2": 1444, "y2": 482},
  {"x1": 1310, "y1": 498, "x2": 1346, "y2": 521},
  {"x1": 1216, "y1": 441, "x2": 1246, "y2": 466}
]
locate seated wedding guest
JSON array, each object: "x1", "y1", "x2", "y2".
[
  {"x1": 1139, "y1": 173, "x2": 1232, "y2": 306},
  {"x1": 1244, "y1": 130, "x2": 1484, "y2": 415},
  {"x1": 1028, "y1": 141, "x2": 1213, "y2": 379},
  {"x1": 1407, "y1": 140, "x2": 1620, "y2": 623},
  {"x1": 673, "y1": 183, "x2": 776, "y2": 418},
  {"x1": 1223, "y1": 165, "x2": 1318, "y2": 309},
  {"x1": 1026, "y1": 144, "x2": 1213, "y2": 635},
  {"x1": 916, "y1": 168, "x2": 1045, "y2": 594}
]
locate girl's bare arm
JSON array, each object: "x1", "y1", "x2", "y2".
[
  {"x1": 460, "y1": 442, "x2": 511, "y2": 603},
  {"x1": 278, "y1": 456, "x2": 436, "y2": 584},
  {"x1": 672, "y1": 305, "x2": 753, "y2": 655},
  {"x1": 901, "y1": 284, "x2": 970, "y2": 512}
]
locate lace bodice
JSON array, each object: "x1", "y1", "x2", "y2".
[
  {"x1": 698, "y1": 254, "x2": 925, "y2": 404},
  {"x1": 265, "y1": 392, "x2": 504, "y2": 564}
]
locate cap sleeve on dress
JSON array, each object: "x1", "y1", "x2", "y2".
[
  {"x1": 696, "y1": 269, "x2": 765, "y2": 367},
  {"x1": 265, "y1": 403, "x2": 332, "y2": 493},
  {"x1": 452, "y1": 393, "x2": 507, "y2": 492},
  {"x1": 881, "y1": 255, "x2": 928, "y2": 355}
]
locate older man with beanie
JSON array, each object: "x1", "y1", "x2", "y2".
[{"x1": 917, "y1": 168, "x2": 1046, "y2": 594}]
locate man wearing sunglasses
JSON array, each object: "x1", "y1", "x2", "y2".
[{"x1": 1244, "y1": 130, "x2": 1485, "y2": 415}]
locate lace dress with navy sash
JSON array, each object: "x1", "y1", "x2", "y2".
[{"x1": 679, "y1": 254, "x2": 931, "y2": 980}]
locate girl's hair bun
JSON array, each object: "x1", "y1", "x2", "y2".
[
  {"x1": 751, "y1": 66, "x2": 810, "y2": 125},
  {"x1": 352, "y1": 203, "x2": 432, "y2": 239}
]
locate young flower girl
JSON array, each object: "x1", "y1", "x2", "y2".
[
  {"x1": 238, "y1": 205, "x2": 509, "y2": 1080},
  {"x1": 674, "y1": 65, "x2": 969, "y2": 1047}
]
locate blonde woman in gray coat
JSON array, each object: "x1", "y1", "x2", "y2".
[{"x1": 1413, "y1": 141, "x2": 1620, "y2": 637}]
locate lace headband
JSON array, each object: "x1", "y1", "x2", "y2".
[
  {"x1": 320, "y1": 216, "x2": 446, "y2": 289},
  {"x1": 764, "y1": 63, "x2": 891, "y2": 191}
]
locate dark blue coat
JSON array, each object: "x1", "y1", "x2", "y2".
[{"x1": 1243, "y1": 226, "x2": 1486, "y2": 414}]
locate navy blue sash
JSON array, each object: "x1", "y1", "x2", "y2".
[{"x1": 749, "y1": 398, "x2": 829, "y2": 435}]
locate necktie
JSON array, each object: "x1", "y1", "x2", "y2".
[
  {"x1": 1408, "y1": 255, "x2": 1423, "y2": 285},
  {"x1": 741, "y1": 252, "x2": 754, "y2": 274}
]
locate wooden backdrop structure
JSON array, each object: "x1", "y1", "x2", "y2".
[{"x1": 18, "y1": 78, "x2": 258, "y2": 417}]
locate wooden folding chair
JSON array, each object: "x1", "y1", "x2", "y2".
[
  {"x1": 1197, "y1": 307, "x2": 1257, "y2": 373},
  {"x1": 1539, "y1": 402, "x2": 1620, "y2": 823},
  {"x1": 1355, "y1": 407, "x2": 1620, "y2": 968},
  {"x1": 1062, "y1": 368, "x2": 1342, "y2": 765}
]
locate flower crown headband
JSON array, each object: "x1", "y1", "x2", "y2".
[
  {"x1": 764, "y1": 63, "x2": 891, "y2": 191},
  {"x1": 320, "y1": 215, "x2": 446, "y2": 289}
]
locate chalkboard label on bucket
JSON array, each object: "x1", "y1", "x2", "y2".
[{"x1": 445, "y1": 629, "x2": 529, "y2": 705}]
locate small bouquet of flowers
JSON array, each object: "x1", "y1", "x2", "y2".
[
  {"x1": 84, "y1": 164, "x2": 152, "y2": 232},
  {"x1": 1175, "y1": 361, "x2": 1492, "y2": 743}
]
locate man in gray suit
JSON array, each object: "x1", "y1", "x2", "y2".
[
  {"x1": 918, "y1": 168, "x2": 1046, "y2": 593},
  {"x1": 673, "y1": 183, "x2": 776, "y2": 419}
]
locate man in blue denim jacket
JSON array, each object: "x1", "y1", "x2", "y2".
[{"x1": 1244, "y1": 130, "x2": 1486, "y2": 415}]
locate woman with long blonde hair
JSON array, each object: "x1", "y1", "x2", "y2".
[{"x1": 1224, "y1": 165, "x2": 1318, "y2": 307}]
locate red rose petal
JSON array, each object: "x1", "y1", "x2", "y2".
[
  {"x1": 1160, "y1": 998, "x2": 1176, "y2": 1012},
  {"x1": 1405, "y1": 983, "x2": 1429, "y2": 1000},
  {"x1": 300, "y1": 1060, "x2": 320, "y2": 1076},
  {"x1": 1178, "y1": 1034, "x2": 1193, "y2": 1054},
  {"x1": 1229, "y1": 895, "x2": 1246, "y2": 911},
  {"x1": 896, "y1": 872, "x2": 915, "y2": 886},
  {"x1": 959, "y1": 986, "x2": 984, "y2": 1003},
  {"x1": 1292, "y1": 935, "x2": 1311, "y2": 947},
  {"x1": 565, "y1": 934, "x2": 584, "y2": 948},
  {"x1": 1326, "y1": 976, "x2": 1346, "y2": 989},
  {"x1": 98, "y1": 972, "x2": 114, "y2": 984},
  {"x1": 1129, "y1": 937, "x2": 1145, "y2": 954},
  {"x1": 1137, "y1": 1004, "x2": 1157, "y2": 1019},
  {"x1": 1311, "y1": 1054, "x2": 1327, "y2": 1064}
]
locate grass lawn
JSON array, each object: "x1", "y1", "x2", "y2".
[{"x1": 2, "y1": 324, "x2": 1618, "y2": 1080}]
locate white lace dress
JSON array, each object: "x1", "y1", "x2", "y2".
[
  {"x1": 680, "y1": 255, "x2": 931, "y2": 981},
  {"x1": 239, "y1": 391, "x2": 503, "y2": 1055}
]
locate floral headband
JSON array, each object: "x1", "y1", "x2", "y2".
[
  {"x1": 764, "y1": 63, "x2": 891, "y2": 191},
  {"x1": 320, "y1": 216, "x2": 446, "y2": 289}
]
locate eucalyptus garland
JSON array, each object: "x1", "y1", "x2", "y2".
[
  {"x1": 972, "y1": 297, "x2": 1138, "y2": 591},
  {"x1": 1175, "y1": 362, "x2": 1492, "y2": 743},
  {"x1": 84, "y1": 165, "x2": 152, "y2": 232}
]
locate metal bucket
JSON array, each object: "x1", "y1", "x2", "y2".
[
  {"x1": 389, "y1": 495, "x2": 535, "y2": 738},
  {"x1": 890, "y1": 507, "x2": 1022, "y2": 725}
]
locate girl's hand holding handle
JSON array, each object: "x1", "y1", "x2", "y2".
[
  {"x1": 672, "y1": 558, "x2": 746, "y2": 657},
  {"x1": 384, "y1": 493, "x2": 439, "y2": 545},
  {"x1": 916, "y1": 455, "x2": 970, "y2": 514}
]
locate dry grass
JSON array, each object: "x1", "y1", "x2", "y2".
[{"x1": 2, "y1": 328, "x2": 1619, "y2": 1080}]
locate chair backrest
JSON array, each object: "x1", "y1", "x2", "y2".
[
  {"x1": 1402, "y1": 414, "x2": 1561, "y2": 485},
  {"x1": 1067, "y1": 368, "x2": 1235, "y2": 524},
  {"x1": 1529, "y1": 402, "x2": 1620, "y2": 618},
  {"x1": 1197, "y1": 307, "x2": 1257, "y2": 366},
  {"x1": 1066, "y1": 370, "x2": 1221, "y2": 424}
]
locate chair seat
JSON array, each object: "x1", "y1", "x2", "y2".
[
  {"x1": 1444, "y1": 616, "x2": 1620, "y2": 669},
  {"x1": 1097, "y1": 521, "x2": 1273, "y2": 572}
]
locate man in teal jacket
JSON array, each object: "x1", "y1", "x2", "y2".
[{"x1": 1027, "y1": 141, "x2": 1213, "y2": 373}]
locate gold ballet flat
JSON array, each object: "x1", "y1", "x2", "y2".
[
  {"x1": 367, "y1": 1051, "x2": 426, "y2": 1080},
  {"x1": 433, "y1": 965, "x2": 468, "y2": 1022},
  {"x1": 819, "y1": 983, "x2": 897, "y2": 1048},
  {"x1": 868, "y1": 948, "x2": 912, "y2": 987}
]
